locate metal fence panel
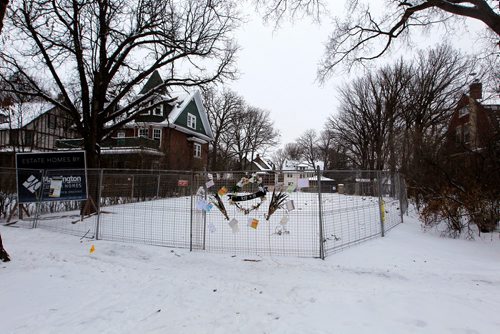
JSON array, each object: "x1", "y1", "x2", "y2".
[
  {"x1": 199, "y1": 170, "x2": 320, "y2": 257},
  {"x1": 97, "y1": 170, "x2": 195, "y2": 249},
  {"x1": 321, "y1": 171, "x2": 382, "y2": 254},
  {"x1": 0, "y1": 167, "x2": 407, "y2": 258}
]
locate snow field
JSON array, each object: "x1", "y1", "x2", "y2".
[{"x1": 1, "y1": 213, "x2": 499, "y2": 334}]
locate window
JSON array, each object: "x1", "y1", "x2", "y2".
[
  {"x1": 24, "y1": 130, "x2": 34, "y2": 146},
  {"x1": 9, "y1": 130, "x2": 19, "y2": 146},
  {"x1": 187, "y1": 113, "x2": 196, "y2": 129},
  {"x1": 153, "y1": 104, "x2": 163, "y2": 116},
  {"x1": 194, "y1": 143, "x2": 202, "y2": 158},
  {"x1": 153, "y1": 128, "x2": 161, "y2": 141},
  {"x1": 455, "y1": 126, "x2": 462, "y2": 143},
  {"x1": 463, "y1": 124, "x2": 470, "y2": 143},
  {"x1": 117, "y1": 131, "x2": 125, "y2": 138},
  {"x1": 48, "y1": 114, "x2": 56, "y2": 129},
  {"x1": 64, "y1": 116, "x2": 73, "y2": 129},
  {"x1": 138, "y1": 128, "x2": 148, "y2": 138},
  {"x1": 458, "y1": 106, "x2": 469, "y2": 118}
]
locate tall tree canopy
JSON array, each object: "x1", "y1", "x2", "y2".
[
  {"x1": 0, "y1": 0, "x2": 240, "y2": 167},
  {"x1": 258, "y1": 0, "x2": 500, "y2": 76}
]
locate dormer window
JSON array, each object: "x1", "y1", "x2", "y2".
[
  {"x1": 139, "y1": 102, "x2": 150, "y2": 115},
  {"x1": 187, "y1": 113, "x2": 196, "y2": 129},
  {"x1": 153, "y1": 103, "x2": 163, "y2": 116},
  {"x1": 458, "y1": 106, "x2": 469, "y2": 118}
]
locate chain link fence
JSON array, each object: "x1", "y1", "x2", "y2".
[{"x1": 0, "y1": 167, "x2": 407, "y2": 258}]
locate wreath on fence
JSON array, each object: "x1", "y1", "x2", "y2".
[
  {"x1": 228, "y1": 175, "x2": 267, "y2": 214},
  {"x1": 210, "y1": 174, "x2": 289, "y2": 221}
]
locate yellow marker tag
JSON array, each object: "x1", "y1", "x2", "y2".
[
  {"x1": 90, "y1": 244, "x2": 95, "y2": 254},
  {"x1": 380, "y1": 200, "x2": 386, "y2": 224},
  {"x1": 248, "y1": 218, "x2": 259, "y2": 229},
  {"x1": 218, "y1": 186, "x2": 228, "y2": 196}
]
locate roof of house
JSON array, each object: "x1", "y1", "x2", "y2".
[
  {"x1": 126, "y1": 90, "x2": 213, "y2": 141},
  {"x1": 0, "y1": 102, "x2": 54, "y2": 130},
  {"x1": 139, "y1": 70, "x2": 165, "y2": 95},
  {"x1": 283, "y1": 159, "x2": 324, "y2": 170}
]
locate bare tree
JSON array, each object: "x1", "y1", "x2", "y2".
[
  {"x1": 0, "y1": 0, "x2": 9, "y2": 262},
  {"x1": 329, "y1": 69, "x2": 395, "y2": 170},
  {"x1": 203, "y1": 87, "x2": 244, "y2": 170},
  {"x1": 283, "y1": 142, "x2": 302, "y2": 161},
  {"x1": 327, "y1": 44, "x2": 474, "y2": 176},
  {"x1": 271, "y1": 148, "x2": 288, "y2": 170},
  {"x1": 295, "y1": 129, "x2": 319, "y2": 167},
  {"x1": 256, "y1": 0, "x2": 325, "y2": 23},
  {"x1": 321, "y1": 0, "x2": 499, "y2": 76},
  {"x1": 231, "y1": 106, "x2": 280, "y2": 169},
  {"x1": 257, "y1": 1, "x2": 499, "y2": 77},
  {"x1": 400, "y1": 45, "x2": 474, "y2": 192},
  {"x1": 0, "y1": 0, "x2": 7, "y2": 34},
  {"x1": 0, "y1": 0, "x2": 240, "y2": 169},
  {"x1": 0, "y1": 233, "x2": 9, "y2": 262},
  {"x1": 317, "y1": 127, "x2": 350, "y2": 170}
]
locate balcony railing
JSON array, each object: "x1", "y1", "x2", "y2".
[{"x1": 55, "y1": 137, "x2": 160, "y2": 151}]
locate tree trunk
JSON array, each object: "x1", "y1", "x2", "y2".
[
  {"x1": 0, "y1": 232, "x2": 10, "y2": 262},
  {"x1": 81, "y1": 139, "x2": 100, "y2": 215},
  {"x1": 0, "y1": 0, "x2": 8, "y2": 35},
  {"x1": 0, "y1": 0, "x2": 10, "y2": 262}
]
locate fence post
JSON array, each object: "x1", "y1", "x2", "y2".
[
  {"x1": 95, "y1": 169, "x2": 103, "y2": 240},
  {"x1": 317, "y1": 166, "x2": 325, "y2": 260},
  {"x1": 131, "y1": 174, "x2": 135, "y2": 200},
  {"x1": 33, "y1": 169, "x2": 46, "y2": 229},
  {"x1": 156, "y1": 174, "x2": 161, "y2": 198},
  {"x1": 398, "y1": 173, "x2": 405, "y2": 224},
  {"x1": 189, "y1": 170, "x2": 194, "y2": 252},
  {"x1": 202, "y1": 168, "x2": 207, "y2": 251},
  {"x1": 377, "y1": 170, "x2": 385, "y2": 237}
]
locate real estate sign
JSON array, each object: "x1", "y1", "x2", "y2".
[{"x1": 16, "y1": 151, "x2": 88, "y2": 203}]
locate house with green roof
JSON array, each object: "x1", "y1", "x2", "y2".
[{"x1": 57, "y1": 71, "x2": 214, "y2": 170}]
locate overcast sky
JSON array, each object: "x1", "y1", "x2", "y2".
[
  {"x1": 228, "y1": 2, "x2": 492, "y2": 151},
  {"x1": 230, "y1": 7, "x2": 336, "y2": 148}
]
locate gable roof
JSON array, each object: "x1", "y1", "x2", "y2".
[
  {"x1": 169, "y1": 90, "x2": 213, "y2": 139},
  {"x1": 127, "y1": 90, "x2": 213, "y2": 142},
  {"x1": 139, "y1": 70, "x2": 165, "y2": 95},
  {"x1": 284, "y1": 159, "x2": 324, "y2": 170},
  {"x1": 0, "y1": 102, "x2": 54, "y2": 130}
]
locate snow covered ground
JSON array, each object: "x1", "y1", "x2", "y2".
[
  {"x1": 10, "y1": 192, "x2": 402, "y2": 258},
  {"x1": 1, "y1": 212, "x2": 499, "y2": 334}
]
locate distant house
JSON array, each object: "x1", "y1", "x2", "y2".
[
  {"x1": 282, "y1": 160, "x2": 335, "y2": 191},
  {"x1": 0, "y1": 102, "x2": 79, "y2": 167},
  {"x1": 445, "y1": 82, "x2": 500, "y2": 156},
  {"x1": 57, "y1": 71, "x2": 214, "y2": 170},
  {"x1": 244, "y1": 154, "x2": 275, "y2": 185},
  {"x1": 283, "y1": 160, "x2": 319, "y2": 186}
]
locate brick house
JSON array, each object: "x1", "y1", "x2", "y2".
[
  {"x1": 58, "y1": 71, "x2": 213, "y2": 170},
  {"x1": 445, "y1": 82, "x2": 500, "y2": 156},
  {"x1": 3, "y1": 71, "x2": 213, "y2": 171}
]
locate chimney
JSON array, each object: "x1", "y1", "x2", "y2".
[{"x1": 469, "y1": 81, "x2": 482, "y2": 100}]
